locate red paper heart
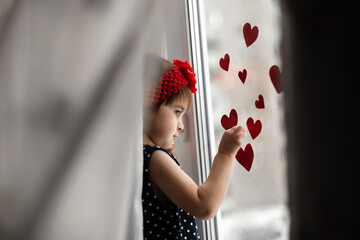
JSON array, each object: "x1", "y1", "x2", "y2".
[
  {"x1": 219, "y1": 53, "x2": 230, "y2": 71},
  {"x1": 269, "y1": 65, "x2": 282, "y2": 94},
  {"x1": 238, "y1": 69, "x2": 247, "y2": 84},
  {"x1": 221, "y1": 109, "x2": 238, "y2": 130},
  {"x1": 236, "y1": 143, "x2": 254, "y2": 172},
  {"x1": 255, "y1": 95, "x2": 265, "y2": 109},
  {"x1": 243, "y1": 23, "x2": 259, "y2": 47},
  {"x1": 246, "y1": 117, "x2": 262, "y2": 140}
]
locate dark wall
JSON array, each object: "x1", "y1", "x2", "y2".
[{"x1": 282, "y1": 1, "x2": 360, "y2": 240}]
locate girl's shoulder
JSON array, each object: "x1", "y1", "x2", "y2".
[{"x1": 143, "y1": 144, "x2": 179, "y2": 166}]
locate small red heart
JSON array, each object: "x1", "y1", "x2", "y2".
[
  {"x1": 221, "y1": 109, "x2": 238, "y2": 130},
  {"x1": 243, "y1": 23, "x2": 259, "y2": 47},
  {"x1": 255, "y1": 95, "x2": 265, "y2": 109},
  {"x1": 246, "y1": 117, "x2": 262, "y2": 140},
  {"x1": 219, "y1": 53, "x2": 230, "y2": 71},
  {"x1": 269, "y1": 65, "x2": 282, "y2": 94},
  {"x1": 238, "y1": 69, "x2": 247, "y2": 84},
  {"x1": 236, "y1": 143, "x2": 254, "y2": 172}
]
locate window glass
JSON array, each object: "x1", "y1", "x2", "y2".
[{"x1": 202, "y1": 0, "x2": 289, "y2": 239}]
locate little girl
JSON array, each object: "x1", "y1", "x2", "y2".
[{"x1": 142, "y1": 57, "x2": 245, "y2": 240}]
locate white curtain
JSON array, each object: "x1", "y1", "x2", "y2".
[{"x1": 0, "y1": 0, "x2": 165, "y2": 239}]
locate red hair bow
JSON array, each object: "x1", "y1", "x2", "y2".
[{"x1": 173, "y1": 59, "x2": 197, "y2": 93}]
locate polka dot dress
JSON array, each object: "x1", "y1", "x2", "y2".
[{"x1": 142, "y1": 145, "x2": 200, "y2": 240}]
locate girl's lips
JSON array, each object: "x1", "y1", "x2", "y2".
[{"x1": 173, "y1": 135, "x2": 178, "y2": 140}]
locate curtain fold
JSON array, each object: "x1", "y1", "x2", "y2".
[{"x1": 0, "y1": 0, "x2": 161, "y2": 239}]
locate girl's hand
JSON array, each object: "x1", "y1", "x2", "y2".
[
  {"x1": 218, "y1": 125, "x2": 246, "y2": 158},
  {"x1": 167, "y1": 144, "x2": 178, "y2": 159}
]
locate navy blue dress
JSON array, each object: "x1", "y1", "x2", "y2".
[{"x1": 142, "y1": 144, "x2": 200, "y2": 240}]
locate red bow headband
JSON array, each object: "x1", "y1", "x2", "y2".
[{"x1": 144, "y1": 59, "x2": 197, "y2": 108}]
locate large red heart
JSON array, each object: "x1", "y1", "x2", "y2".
[
  {"x1": 221, "y1": 109, "x2": 238, "y2": 130},
  {"x1": 255, "y1": 95, "x2": 265, "y2": 109},
  {"x1": 243, "y1": 23, "x2": 259, "y2": 47},
  {"x1": 219, "y1": 53, "x2": 230, "y2": 71},
  {"x1": 269, "y1": 65, "x2": 282, "y2": 94},
  {"x1": 236, "y1": 143, "x2": 254, "y2": 172},
  {"x1": 238, "y1": 69, "x2": 247, "y2": 84},
  {"x1": 246, "y1": 117, "x2": 262, "y2": 140}
]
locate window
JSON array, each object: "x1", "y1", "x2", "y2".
[{"x1": 186, "y1": 0, "x2": 289, "y2": 239}]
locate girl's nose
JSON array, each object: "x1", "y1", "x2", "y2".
[{"x1": 178, "y1": 120, "x2": 184, "y2": 132}]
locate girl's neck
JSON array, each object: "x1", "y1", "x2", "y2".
[{"x1": 143, "y1": 132, "x2": 155, "y2": 145}]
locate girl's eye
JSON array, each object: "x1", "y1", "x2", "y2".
[{"x1": 175, "y1": 110, "x2": 182, "y2": 115}]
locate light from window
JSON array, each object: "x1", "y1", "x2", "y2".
[{"x1": 203, "y1": 0, "x2": 289, "y2": 239}]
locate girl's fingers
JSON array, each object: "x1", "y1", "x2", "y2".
[{"x1": 231, "y1": 126, "x2": 246, "y2": 137}]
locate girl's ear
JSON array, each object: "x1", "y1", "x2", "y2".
[{"x1": 143, "y1": 108, "x2": 155, "y2": 131}]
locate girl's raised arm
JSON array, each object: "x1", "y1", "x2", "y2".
[{"x1": 149, "y1": 125, "x2": 245, "y2": 220}]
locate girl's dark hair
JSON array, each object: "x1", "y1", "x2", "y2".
[{"x1": 152, "y1": 85, "x2": 192, "y2": 111}]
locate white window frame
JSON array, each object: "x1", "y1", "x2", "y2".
[{"x1": 185, "y1": 0, "x2": 220, "y2": 239}]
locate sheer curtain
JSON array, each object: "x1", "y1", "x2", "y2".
[{"x1": 0, "y1": 0, "x2": 166, "y2": 239}]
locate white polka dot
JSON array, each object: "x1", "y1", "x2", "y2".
[{"x1": 184, "y1": 219, "x2": 187, "y2": 222}]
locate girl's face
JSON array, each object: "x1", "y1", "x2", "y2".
[{"x1": 144, "y1": 98, "x2": 189, "y2": 150}]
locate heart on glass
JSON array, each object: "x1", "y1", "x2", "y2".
[
  {"x1": 236, "y1": 143, "x2": 254, "y2": 172},
  {"x1": 221, "y1": 109, "x2": 238, "y2": 130},
  {"x1": 219, "y1": 53, "x2": 230, "y2": 71},
  {"x1": 243, "y1": 23, "x2": 259, "y2": 47},
  {"x1": 246, "y1": 117, "x2": 262, "y2": 140},
  {"x1": 238, "y1": 69, "x2": 247, "y2": 84},
  {"x1": 269, "y1": 65, "x2": 282, "y2": 94},
  {"x1": 255, "y1": 95, "x2": 265, "y2": 109}
]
